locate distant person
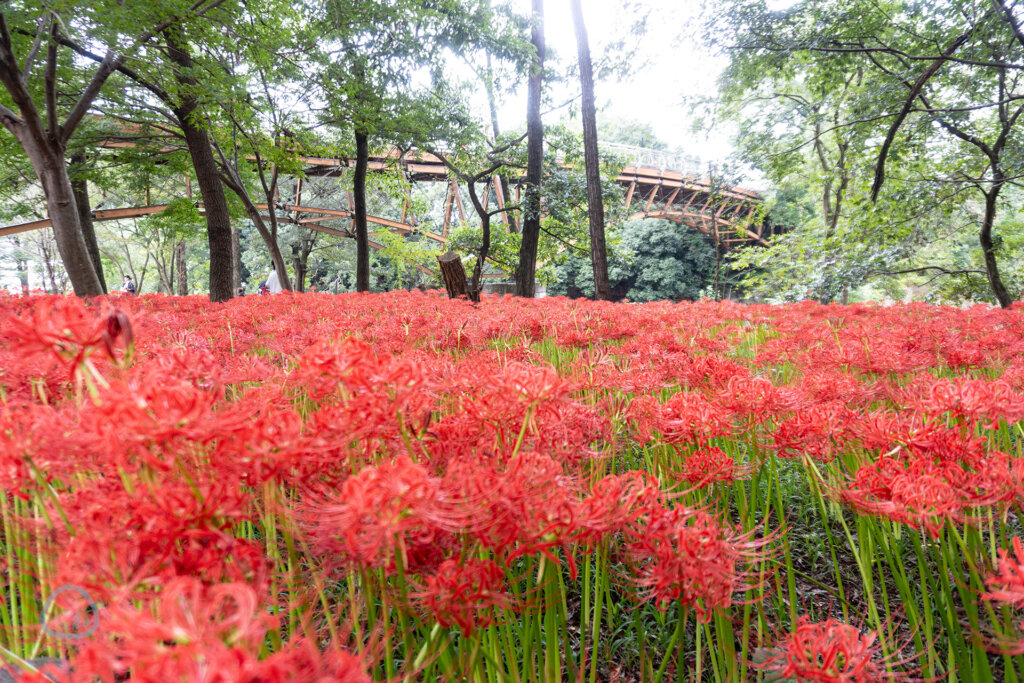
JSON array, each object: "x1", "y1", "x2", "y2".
[
  {"x1": 266, "y1": 268, "x2": 282, "y2": 294},
  {"x1": 121, "y1": 276, "x2": 135, "y2": 295},
  {"x1": 236, "y1": 286, "x2": 245, "y2": 297}
]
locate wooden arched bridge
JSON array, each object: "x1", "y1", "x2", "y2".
[{"x1": 0, "y1": 149, "x2": 777, "y2": 271}]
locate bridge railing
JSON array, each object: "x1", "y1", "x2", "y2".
[{"x1": 599, "y1": 142, "x2": 703, "y2": 177}]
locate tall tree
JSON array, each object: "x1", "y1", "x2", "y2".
[
  {"x1": 319, "y1": 0, "x2": 530, "y2": 293},
  {"x1": 30, "y1": 1, "x2": 245, "y2": 301},
  {"x1": 353, "y1": 128, "x2": 370, "y2": 292},
  {"x1": 570, "y1": 0, "x2": 610, "y2": 300},
  {"x1": 0, "y1": 2, "x2": 225, "y2": 295},
  {"x1": 161, "y1": 27, "x2": 234, "y2": 302},
  {"x1": 708, "y1": 0, "x2": 1024, "y2": 307},
  {"x1": 515, "y1": 0, "x2": 545, "y2": 298}
]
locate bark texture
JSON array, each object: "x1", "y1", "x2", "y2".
[
  {"x1": 571, "y1": 0, "x2": 610, "y2": 300},
  {"x1": 164, "y1": 28, "x2": 234, "y2": 302},
  {"x1": 515, "y1": 0, "x2": 545, "y2": 298},
  {"x1": 438, "y1": 251, "x2": 471, "y2": 300},
  {"x1": 70, "y1": 156, "x2": 107, "y2": 293},
  {"x1": 354, "y1": 130, "x2": 371, "y2": 292}
]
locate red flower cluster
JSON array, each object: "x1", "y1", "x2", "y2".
[{"x1": 0, "y1": 290, "x2": 1022, "y2": 677}]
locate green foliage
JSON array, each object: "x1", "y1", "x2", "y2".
[
  {"x1": 704, "y1": 0, "x2": 1024, "y2": 304},
  {"x1": 549, "y1": 218, "x2": 716, "y2": 301}
]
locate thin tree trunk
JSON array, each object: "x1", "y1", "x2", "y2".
[
  {"x1": 217, "y1": 162, "x2": 294, "y2": 291},
  {"x1": 467, "y1": 178, "x2": 490, "y2": 301},
  {"x1": 981, "y1": 183, "x2": 1013, "y2": 308},
  {"x1": 354, "y1": 130, "x2": 370, "y2": 292},
  {"x1": 164, "y1": 28, "x2": 234, "y2": 302},
  {"x1": 176, "y1": 240, "x2": 188, "y2": 295},
  {"x1": 70, "y1": 154, "x2": 107, "y2": 293},
  {"x1": 231, "y1": 226, "x2": 241, "y2": 293},
  {"x1": 292, "y1": 242, "x2": 307, "y2": 292},
  {"x1": 571, "y1": 0, "x2": 610, "y2": 300},
  {"x1": 515, "y1": 0, "x2": 545, "y2": 298},
  {"x1": 12, "y1": 235, "x2": 29, "y2": 291}
]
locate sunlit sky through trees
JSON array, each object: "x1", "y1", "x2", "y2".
[{"x1": 477, "y1": 0, "x2": 739, "y2": 174}]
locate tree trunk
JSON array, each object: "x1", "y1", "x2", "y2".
[
  {"x1": 176, "y1": 240, "x2": 188, "y2": 295},
  {"x1": 0, "y1": 22, "x2": 112, "y2": 297},
  {"x1": 438, "y1": 251, "x2": 472, "y2": 300},
  {"x1": 981, "y1": 185, "x2": 1013, "y2": 308},
  {"x1": 12, "y1": 236, "x2": 29, "y2": 291},
  {"x1": 466, "y1": 178, "x2": 491, "y2": 300},
  {"x1": 571, "y1": 0, "x2": 610, "y2": 301},
  {"x1": 515, "y1": 0, "x2": 545, "y2": 298},
  {"x1": 354, "y1": 130, "x2": 371, "y2": 292},
  {"x1": 219, "y1": 170, "x2": 294, "y2": 291},
  {"x1": 70, "y1": 155, "x2": 107, "y2": 293},
  {"x1": 292, "y1": 242, "x2": 307, "y2": 293},
  {"x1": 231, "y1": 225, "x2": 242, "y2": 293},
  {"x1": 37, "y1": 161, "x2": 103, "y2": 295},
  {"x1": 164, "y1": 28, "x2": 234, "y2": 302}
]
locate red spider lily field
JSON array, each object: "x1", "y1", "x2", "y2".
[{"x1": 2, "y1": 291, "x2": 1024, "y2": 682}]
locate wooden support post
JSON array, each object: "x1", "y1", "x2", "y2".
[
  {"x1": 185, "y1": 175, "x2": 192, "y2": 201},
  {"x1": 644, "y1": 184, "x2": 659, "y2": 212},
  {"x1": 624, "y1": 180, "x2": 636, "y2": 209},
  {"x1": 442, "y1": 179, "x2": 455, "y2": 238},
  {"x1": 437, "y1": 250, "x2": 474, "y2": 301},
  {"x1": 453, "y1": 181, "x2": 467, "y2": 223},
  {"x1": 662, "y1": 186, "x2": 681, "y2": 212},
  {"x1": 293, "y1": 177, "x2": 303, "y2": 222},
  {"x1": 493, "y1": 176, "x2": 509, "y2": 226},
  {"x1": 481, "y1": 178, "x2": 491, "y2": 212}
]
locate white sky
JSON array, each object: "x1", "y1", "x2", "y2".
[{"x1": 483, "y1": 0, "x2": 738, "y2": 172}]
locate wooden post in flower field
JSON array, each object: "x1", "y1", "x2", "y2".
[{"x1": 437, "y1": 251, "x2": 475, "y2": 301}]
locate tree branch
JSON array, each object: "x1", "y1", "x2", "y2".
[
  {"x1": 21, "y1": 14, "x2": 47, "y2": 82},
  {"x1": 871, "y1": 29, "x2": 973, "y2": 200}
]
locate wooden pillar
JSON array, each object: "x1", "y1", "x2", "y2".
[
  {"x1": 437, "y1": 250, "x2": 473, "y2": 301},
  {"x1": 624, "y1": 180, "x2": 636, "y2": 209},
  {"x1": 442, "y1": 178, "x2": 455, "y2": 238}
]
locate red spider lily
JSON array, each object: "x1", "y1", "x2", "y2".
[
  {"x1": 79, "y1": 369, "x2": 221, "y2": 472},
  {"x1": 302, "y1": 457, "x2": 457, "y2": 572},
  {"x1": 2, "y1": 298, "x2": 132, "y2": 383},
  {"x1": 257, "y1": 639, "x2": 373, "y2": 682},
  {"x1": 625, "y1": 394, "x2": 659, "y2": 444},
  {"x1": 917, "y1": 377, "x2": 1024, "y2": 428},
  {"x1": 984, "y1": 537, "x2": 1024, "y2": 608},
  {"x1": 754, "y1": 615, "x2": 918, "y2": 682},
  {"x1": 0, "y1": 399, "x2": 85, "y2": 493},
  {"x1": 773, "y1": 401, "x2": 856, "y2": 462},
  {"x1": 626, "y1": 504, "x2": 773, "y2": 621},
  {"x1": 837, "y1": 447, "x2": 1014, "y2": 537},
  {"x1": 981, "y1": 536, "x2": 1024, "y2": 655},
  {"x1": 717, "y1": 374, "x2": 792, "y2": 423},
  {"x1": 448, "y1": 451, "x2": 583, "y2": 574},
  {"x1": 573, "y1": 470, "x2": 662, "y2": 545},
  {"x1": 655, "y1": 391, "x2": 732, "y2": 446},
  {"x1": 412, "y1": 558, "x2": 517, "y2": 636},
  {"x1": 71, "y1": 578, "x2": 276, "y2": 682},
  {"x1": 676, "y1": 446, "x2": 739, "y2": 487},
  {"x1": 52, "y1": 475, "x2": 267, "y2": 603}
]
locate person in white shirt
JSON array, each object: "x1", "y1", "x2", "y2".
[{"x1": 266, "y1": 268, "x2": 282, "y2": 294}]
